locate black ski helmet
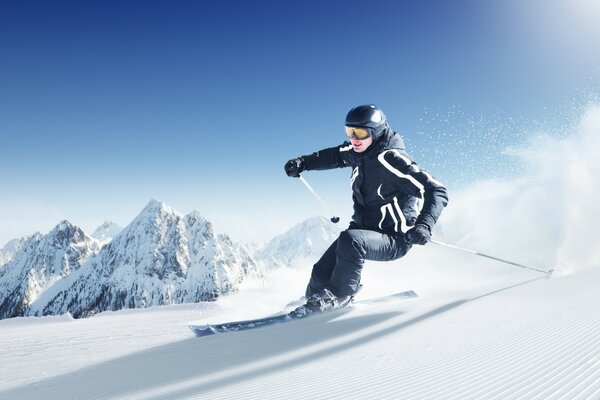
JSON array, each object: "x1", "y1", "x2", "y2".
[{"x1": 345, "y1": 104, "x2": 387, "y2": 139}]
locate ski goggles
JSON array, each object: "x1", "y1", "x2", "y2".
[{"x1": 345, "y1": 126, "x2": 372, "y2": 140}]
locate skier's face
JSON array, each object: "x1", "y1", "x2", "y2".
[{"x1": 350, "y1": 136, "x2": 373, "y2": 153}]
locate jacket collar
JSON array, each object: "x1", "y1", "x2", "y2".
[{"x1": 355, "y1": 127, "x2": 405, "y2": 159}]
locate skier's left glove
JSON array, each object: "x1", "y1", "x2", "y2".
[{"x1": 405, "y1": 224, "x2": 431, "y2": 245}]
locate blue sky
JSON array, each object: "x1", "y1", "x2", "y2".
[{"x1": 1, "y1": 0, "x2": 599, "y2": 245}]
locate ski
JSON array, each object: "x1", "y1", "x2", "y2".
[{"x1": 189, "y1": 290, "x2": 418, "y2": 337}]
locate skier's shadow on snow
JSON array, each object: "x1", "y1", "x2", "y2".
[{"x1": 0, "y1": 291, "x2": 486, "y2": 400}]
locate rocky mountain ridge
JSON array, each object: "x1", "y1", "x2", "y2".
[{"x1": 0, "y1": 200, "x2": 339, "y2": 319}]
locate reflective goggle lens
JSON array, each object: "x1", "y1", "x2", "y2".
[{"x1": 345, "y1": 126, "x2": 371, "y2": 140}]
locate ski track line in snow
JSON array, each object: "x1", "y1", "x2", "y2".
[
  {"x1": 398, "y1": 290, "x2": 597, "y2": 395},
  {"x1": 397, "y1": 294, "x2": 600, "y2": 399},
  {"x1": 387, "y1": 289, "x2": 599, "y2": 400},
  {"x1": 1, "y1": 327, "x2": 176, "y2": 362},
  {"x1": 0, "y1": 315, "x2": 188, "y2": 394},
  {"x1": 301, "y1": 290, "x2": 596, "y2": 400}
]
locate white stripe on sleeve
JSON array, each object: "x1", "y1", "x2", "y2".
[{"x1": 377, "y1": 150, "x2": 425, "y2": 194}]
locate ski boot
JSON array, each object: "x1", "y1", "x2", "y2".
[{"x1": 291, "y1": 288, "x2": 353, "y2": 318}]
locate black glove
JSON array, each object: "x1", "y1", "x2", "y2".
[
  {"x1": 284, "y1": 157, "x2": 305, "y2": 178},
  {"x1": 405, "y1": 224, "x2": 431, "y2": 245}
]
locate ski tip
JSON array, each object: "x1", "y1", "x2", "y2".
[{"x1": 189, "y1": 324, "x2": 216, "y2": 337}]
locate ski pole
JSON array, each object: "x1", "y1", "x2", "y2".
[
  {"x1": 430, "y1": 239, "x2": 553, "y2": 276},
  {"x1": 298, "y1": 175, "x2": 340, "y2": 223}
]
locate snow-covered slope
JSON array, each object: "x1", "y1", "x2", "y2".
[
  {"x1": 0, "y1": 222, "x2": 99, "y2": 319},
  {"x1": 0, "y1": 252, "x2": 598, "y2": 400},
  {"x1": 91, "y1": 220, "x2": 123, "y2": 243},
  {"x1": 255, "y1": 216, "x2": 343, "y2": 269},
  {"x1": 38, "y1": 200, "x2": 259, "y2": 318}
]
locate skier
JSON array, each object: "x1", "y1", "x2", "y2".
[{"x1": 284, "y1": 104, "x2": 448, "y2": 314}]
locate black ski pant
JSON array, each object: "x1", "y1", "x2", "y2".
[{"x1": 305, "y1": 228, "x2": 412, "y2": 299}]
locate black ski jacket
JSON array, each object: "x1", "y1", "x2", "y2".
[{"x1": 301, "y1": 127, "x2": 448, "y2": 237}]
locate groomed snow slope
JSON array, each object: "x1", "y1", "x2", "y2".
[{"x1": 0, "y1": 251, "x2": 598, "y2": 400}]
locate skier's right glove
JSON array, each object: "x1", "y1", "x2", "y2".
[
  {"x1": 405, "y1": 224, "x2": 431, "y2": 245},
  {"x1": 284, "y1": 157, "x2": 305, "y2": 178}
]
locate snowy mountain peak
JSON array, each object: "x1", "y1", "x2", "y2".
[
  {"x1": 255, "y1": 215, "x2": 343, "y2": 269},
  {"x1": 0, "y1": 222, "x2": 99, "y2": 319},
  {"x1": 141, "y1": 199, "x2": 176, "y2": 219},
  {"x1": 49, "y1": 220, "x2": 88, "y2": 246},
  {"x1": 91, "y1": 221, "x2": 123, "y2": 242}
]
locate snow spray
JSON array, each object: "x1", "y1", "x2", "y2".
[{"x1": 437, "y1": 104, "x2": 600, "y2": 277}]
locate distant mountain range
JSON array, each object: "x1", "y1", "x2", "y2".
[{"x1": 0, "y1": 200, "x2": 341, "y2": 319}]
